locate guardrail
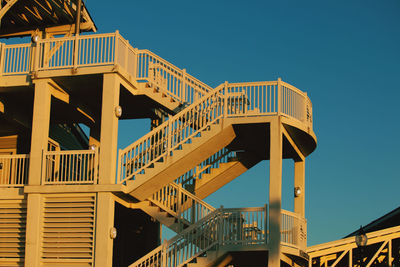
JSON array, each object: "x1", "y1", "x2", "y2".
[
  {"x1": 0, "y1": 32, "x2": 212, "y2": 108},
  {"x1": 42, "y1": 149, "x2": 98, "y2": 185},
  {"x1": 174, "y1": 148, "x2": 236, "y2": 189},
  {"x1": 150, "y1": 182, "x2": 215, "y2": 227},
  {"x1": 118, "y1": 79, "x2": 312, "y2": 184},
  {"x1": 0, "y1": 154, "x2": 29, "y2": 187},
  {"x1": 281, "y1": 209, "x2": 307, "y2": 249},
  {"x1": 131, "y1": 206, "x2": 306, "y2": 267}
]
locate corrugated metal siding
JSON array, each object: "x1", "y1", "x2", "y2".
[
  {"x1": 0, "y1": 198, "x2": 27, "y2": 267},
  {"x1": 41, "y1": 194, "x2": 96, "y2": 266}
]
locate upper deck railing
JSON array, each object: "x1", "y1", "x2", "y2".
[{"x1": 0, "y1": 31, "x2": 211, "y2": 107}]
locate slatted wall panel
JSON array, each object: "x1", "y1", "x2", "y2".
[
  {"x1": 0, "y1": 198, "x2": 27, "y2": 267},
  {"x1": 41, "y1": 194, "x2": 96, "y2": 266}
]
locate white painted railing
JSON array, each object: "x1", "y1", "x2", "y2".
[
  {"x1": 0, "y1": 32, "x2": 211, "y2": 108},
  {"x1": 0, "y1": 43, "x2": 31, "y2": 75},
  {"x1": 42, "y1": 149, "x2": 98, "y2": 185},
  {"x1": 0, "y1": 154, "x2": 29, "y2": 186},
  {"x1": 131, "y1": 207, "x2": 307, "y2": 267},
  {"x1": 150, "y1": 182, "x2": 215, "y2": 227},
  {"x1": 136, "y1": 50, "x2": 212, "y2": 104},
  {"x1": 130, "y1": 206, "x2": 267, "y2": 267},
  {"x1": 281, "y1": 209, "x2": 307, "y2": 249},
  {"x1": 174, "y1": 148, "x2": 236, "y2": 189},
  {"x1": 118, "y1": 79, "x2": 311, "y2": 184}
]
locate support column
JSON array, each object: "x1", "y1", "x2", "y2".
[
  {"x1": 268, "y1": 117, "x2": 282, "y2": 267},
  {"x1": 28, "y1": 79, "x2": 52, "y2": 185},
  {"x1": 294, "y1": 160, "x2": 305, "y2": 217},
  {"x1": 94, "y1": 192, "x2": 115, "y2": 267},
  {"x1": 25, "y1": 194, "x2": 43, "y2": 267},
  {"x1": 98, "y1": 73, "x2": 120, "y2": 184}
]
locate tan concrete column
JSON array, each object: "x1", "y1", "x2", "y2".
[
  {"x1": 25, "y1": 194, "x2": 43, "y2": 267},
  {"x1": 28, "y1": 79, "x2": 52, "y2": 185},
  {"x1": 268, "y1": 117, "x2": 282, "y2": 267},
  {"x1": 94, "y1": 192, "x2": 115, "y2": 267},
  {"x1": 98, "y1": 73, "x2": 120, "y2": 184},
  {"x1": 294, "y1": 160, "x2": 305, "y2": 217}
]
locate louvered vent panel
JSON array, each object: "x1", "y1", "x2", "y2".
[
  {"x1": 41, "y1": 194, "x2": 96, "y2": 266},
  {"x1": 0, "y1": 198, "x2": 27, "y2": 267}
]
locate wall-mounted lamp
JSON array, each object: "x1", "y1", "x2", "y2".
[
  {"x1": 31, "y1": 34, "x2": 39, "y2": 43},
  {"x1": 110, "y1": 227, "x2": 117, "y2": 239},
  {"x1": 115, "y1": 106, "x2": 122, "y2": 118},
  {"x1": 89, "y1": 144, "x2": 96, "y2": 151},
  {"x1": 294, "y1": 186, "x2": 302, "y2": 197}
]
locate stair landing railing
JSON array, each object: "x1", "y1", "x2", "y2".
[
  {"x1": 118, "y1": 79, "x2": 312, "y2": 185},
  {"x1": 130, "y1": 206, "x2": 308, "y2": 267},
  {"x1": 150, "y1": 182, "x2": 215, "y2": 229}
]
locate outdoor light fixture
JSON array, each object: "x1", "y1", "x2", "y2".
[
  {"x1": 31, "y1": 34, "x2": 39, "y2": 43},
  {"x1": 355, "y1": 226, "x2": 368, "y2": 247},
  {"x1": 115, "y1": 105, "x2": 122, "y2": 118},
  {"x1": 89, "y1": 144, "x2": 96, "y2": 151},
  {"x1": 110, "y1": 227, "x2": 117, "y2": 239},
  {"x1": 294, "y1": 186, "x2": 302, "y2": 197}
]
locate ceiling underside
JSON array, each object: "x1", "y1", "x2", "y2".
[{"x1": 0, "y1": 0, "x2": 96, "y2": 38}]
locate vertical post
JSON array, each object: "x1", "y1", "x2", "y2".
[
  {"x1": 268, "y1": 117, "x2": 282, "y2": 267},
  {"x1": 73, "y1": 34, "x2": 79, "y2": 70},
  {"x1": 177, "y1": 184, "x2": 182, "y2": 231},
  {"x1": 98, "y1": 73, "x2": 120, "y2": 184},
  {"x1": 388, "y1": 239, "x2": 392, "y2": 266},
  {"x1": 94, "y1": 192, "x2": 115, "y2": 267},
  {"x1": 93, "y1": 147, "x2": 99, "y2": 183},
  {"x1": 181, "y1": 68, "x2": 186, "y2": 102},
  {"x1": 224, "y1": 81, "x2": 228, "y2": 118},
  {"x1": 277, "y1": 77, "x2": 282, "y2": 115},
  {"x1": 294, "y1": 160, "x2": 305, "y2": 217},
  {"x1": 25, "y1": 194, "x2": 44, "y2": 267},
  {"x1": 28, "y1": 79, "x2": 52, "y2": 185},
  {"x1": 133, "y1": 48, "x2": 138, "y2": 79},
  {"x1": 0, "y1": 43, "x2": 5, "y2": 75},
  {"x1": 124, "y1": 40, "x2": 129, "y2": 70},
  {"x1": 167, "y1": 115, "x2": 172, "y2": 157},
  {"x1": 264, "y1": 204, "x2": 268, "y2": 243},
  {"x1": 349, "y1": 248, "x2": 353, "y2": 267},
  {"x1": 114, "y1": 30, "x2": 119, "y2": 66},
  {"x1": 75, "y1": 0, "x2": 82, "y2": 35}
]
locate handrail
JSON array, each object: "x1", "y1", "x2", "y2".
[
  {"x1": 149, "y1": 182, "x2": 215, "y2": 227},
  {"x1": 174, "y1": 148, "x2": 236, "y2": 188},
  {"x1": 118, "y1": 79, "x2": 311, "y2": 184},
  {"x1": 130, "y1": 207, "x2": 307, "y2": 267},
  {"x1": 117, "y1": 83, "x2": 225, "y2": 184},
  {"x1": 0, "y1": 154, "x2": 29, "y2": 187},
  {"x1": 42, "y1": 149, "x2": 98, "y2": 185},
  {"x1": 130, "y1": 206, "x2": 268, "y2": 267}
]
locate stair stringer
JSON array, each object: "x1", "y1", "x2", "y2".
[
  {"x1": 192, "y1": 152, "x2": 261, "y2": 199},
  {"x1": 126, "y1": 122, "x2": 236, "y2": 201}
]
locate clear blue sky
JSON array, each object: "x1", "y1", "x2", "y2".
[{"x1": 86, "y1": 0, "x2": 400, "y2": 245}]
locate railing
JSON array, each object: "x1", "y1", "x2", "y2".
[
  {"x1": 0, "y1": 43, "x2": 32, "y2": 75},
  {"x1": 0, "y1": 32, "x2": 212, "y2": 108},
  {"x1": 137, "y1": 50, "x2": 212, "y2": 104},
  {"x1": 174, "y1": 148, "x2": 236, "y2": 189},
  {"x1": 150, "y1": 182, "x2": 215, "y2": 227},
  {"x1": 118, "y1": 84, "x2": 225, "y2": 184},
  {"x1": 130, "y1": 206, "x2": 267, "y2": 267},
  {"x1": 42, "y1": 149, "x2": 98, "y2": 185},
  {"x1": 0, "y1": 154, "x2": 29, "y2": 186},
  {"x1": 131, "y1": 206, "x2": 307, "y2": 267},
  {"x1": 118, "y1": 79, "x2": 312, "y2": 184},
  {"x1": 281, "y1": 209, "x2": 307, "y2": 249}
]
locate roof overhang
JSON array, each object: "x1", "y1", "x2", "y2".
[{"x1": 0, "y1": 0, "x2": 97, "y2": 38}]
